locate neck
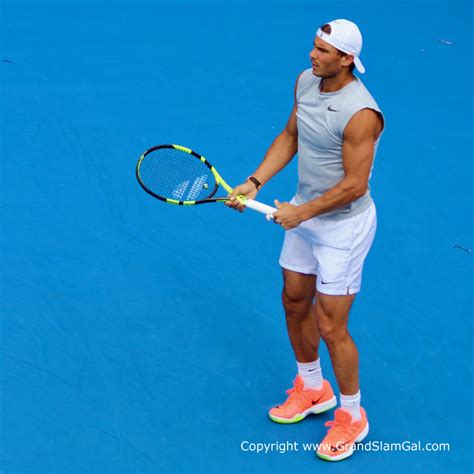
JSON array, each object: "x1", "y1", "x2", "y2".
[{"x1": 320, "y1": 72, "x2": 355, "y2": 93}]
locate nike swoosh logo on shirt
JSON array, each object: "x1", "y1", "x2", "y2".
[{"x1": 327, "y1": 105, "x2": 340, "y2": 112}]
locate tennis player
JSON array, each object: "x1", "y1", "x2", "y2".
[{"x1": 227, "y1": 19, "x2": 384, "y2": 461}]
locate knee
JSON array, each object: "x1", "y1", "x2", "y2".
[
  {"x1": 282, "y1": 287, "x2": 312, "y2": 317},
  {"x1": 316, "y1": 311, "x2": 348, "y2": 346}
]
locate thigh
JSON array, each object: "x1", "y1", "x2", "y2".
[
  {"x1": 282, "y1": 268, "x2": 316, "y2": 302},
  {"x1": 315, "y1": 290, "x2": 356, "y2": 324}
]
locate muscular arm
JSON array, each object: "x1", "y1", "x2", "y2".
[{"x1": 274, "y1": 108, "x2": 382, "y2": 228}]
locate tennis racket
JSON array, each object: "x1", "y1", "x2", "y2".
[{"x1": 135, "y1": 144, "x2": 277, "y2": 217}]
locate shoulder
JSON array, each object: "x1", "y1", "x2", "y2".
[
  {"x1": 295, "y1": 69, "x2": 319, "y2": 100},
  {"x1": 298, "y1": 68, "x2": 314, "y2": 81},
  {"x1": 347, "y1": 77, "x2": 382, "y2": 111},
  {"x1": 297, "y1": 68, "x2": 317, "y2": 86},
  {"x1": 344, "y1": 108, "x2": 383, "y2": 142},
  {"x1": 341, "y1": 78, "x2": 384, "y2": 135}
]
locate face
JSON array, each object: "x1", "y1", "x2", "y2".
[{"x1": 309, "y1": 36, "x2": 352, "y2": 78}]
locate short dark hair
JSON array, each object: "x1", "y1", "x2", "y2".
[{"x1": 320, "y1": 23, "x2": 356, "y2": 72}]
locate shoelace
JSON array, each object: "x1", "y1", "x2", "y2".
[
  {"x1": 282, "y1": 382, "x2": 306, "y2": 406},
  {"x1": 324, "y1": 419, "x2": 357, "y2": 441}
]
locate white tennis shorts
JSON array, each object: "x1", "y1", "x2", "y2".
[{"x1": 279, "y1": 200, "x2": 377, "y2": 295}]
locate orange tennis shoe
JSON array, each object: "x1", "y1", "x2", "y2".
[
  {"x1": 316, "y1": 407, "x2": 369, "y2": 461},
  {"x1": 269, "y1": 375, "x2": 337, "y2": 424}
]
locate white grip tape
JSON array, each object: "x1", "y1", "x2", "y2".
[{"x1": 245, "y1": 198, "x2": 277, "y2": 220}]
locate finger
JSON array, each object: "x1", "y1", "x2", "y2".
[
  {"x1": 225, "y1": 199, "x2": 241, "y2": 210},
  {"x1": 276, "y1": 200, "x2": 290, "y2": 209},
  {"x1": 228, "y1": 197, "x2": 245, "y2": 211},
  {"x1": 274, "y1": 199, "x2": 281, "y2": 209},
  {"x1": 229, "y1": 187, "x2": 242, "y2": 200}
]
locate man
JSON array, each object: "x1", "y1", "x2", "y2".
[{"x1": 227, "y1": 19, "x2": 384, "y2": 461}]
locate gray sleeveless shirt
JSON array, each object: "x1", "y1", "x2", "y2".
[{"x1": 295, "y1": 68, "x2": 384, "y2": 220}]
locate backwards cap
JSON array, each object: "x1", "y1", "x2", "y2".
[{"x1": 316, "y1": 19, "x2": 365, "y2": 73}]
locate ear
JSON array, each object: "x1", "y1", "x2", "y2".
[{"x1": 342, "y1": 54, "x2": 355, "y2": 68}]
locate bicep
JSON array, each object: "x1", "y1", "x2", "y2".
[{"x1": 342, "y1": 109, "x2": 381, "y2": 188}]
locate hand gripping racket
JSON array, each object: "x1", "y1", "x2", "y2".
[{"x1": 135, "y1": 144, "x2": 277, "y2": 217}]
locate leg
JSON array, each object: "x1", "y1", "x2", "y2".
[
  {"x1": 282, "y1": 268, "x2": 320, "y2": 363},
  {"x1": 314, "y1": 205, "x2": 376, "y2": 460},
  {"x1": 315, "y1": 291, "x2": 358, "y2": 395},
  {"x1": 315, "y1": 291, "x2": 370, "y2": 461},
  {"x1": 269, "y1": 269, "x2": 336, "y2": 423}
]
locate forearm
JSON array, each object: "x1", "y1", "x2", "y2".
[
  {"x1": 298, "y1": 178, "x2": 366, "y2": 221},
  {"x1": 251, "y1": 130, "x2": 297, "y2": 186}
]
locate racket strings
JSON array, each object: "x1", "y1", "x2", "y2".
[{"x1": 138, "y1": 148, "x2": 217, "y2": 201}]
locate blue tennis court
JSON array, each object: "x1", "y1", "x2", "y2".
[{"x1": 1, "y1": 0, "x2": 472, "y2": 472}]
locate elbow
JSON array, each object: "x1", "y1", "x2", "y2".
[
  {"x1": 282, "y1": 126, "x2": 298, "y2": 148},
  {"x1": 354, "y1": 184, "x2": 368, "y2": 199},
  {"x1": 279, "y1": 131, "x2": 297, "y2": 157},
  {"x1": 342, "y1": 180, "x2": 367, "y2": 200}
]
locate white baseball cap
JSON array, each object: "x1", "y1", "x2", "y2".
[{"x1": 316, "y1": 19, "x2": 365, "y2": 73}]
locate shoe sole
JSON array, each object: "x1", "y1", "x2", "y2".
[
  {"x1": 268, "y1": 396, "x2": 337, "y2": 424},
  {"x1": 316, "y1": 422, "x2": 370, "y2": 462}
]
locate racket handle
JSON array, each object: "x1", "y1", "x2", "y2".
[{"x1": 245, "y1": 198, "x2": 277, "y2": 220}]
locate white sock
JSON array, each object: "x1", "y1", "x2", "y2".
[
  {"x1": 340, "y1": 391, "x2": 362, "y2": 421},
  {"x1": 296, "y1": 359, "x2": 323, "y2": 390}
]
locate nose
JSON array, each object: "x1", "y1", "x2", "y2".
[{"x1": 309, "y1": 48, "x2": 317, "y2": 61}]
